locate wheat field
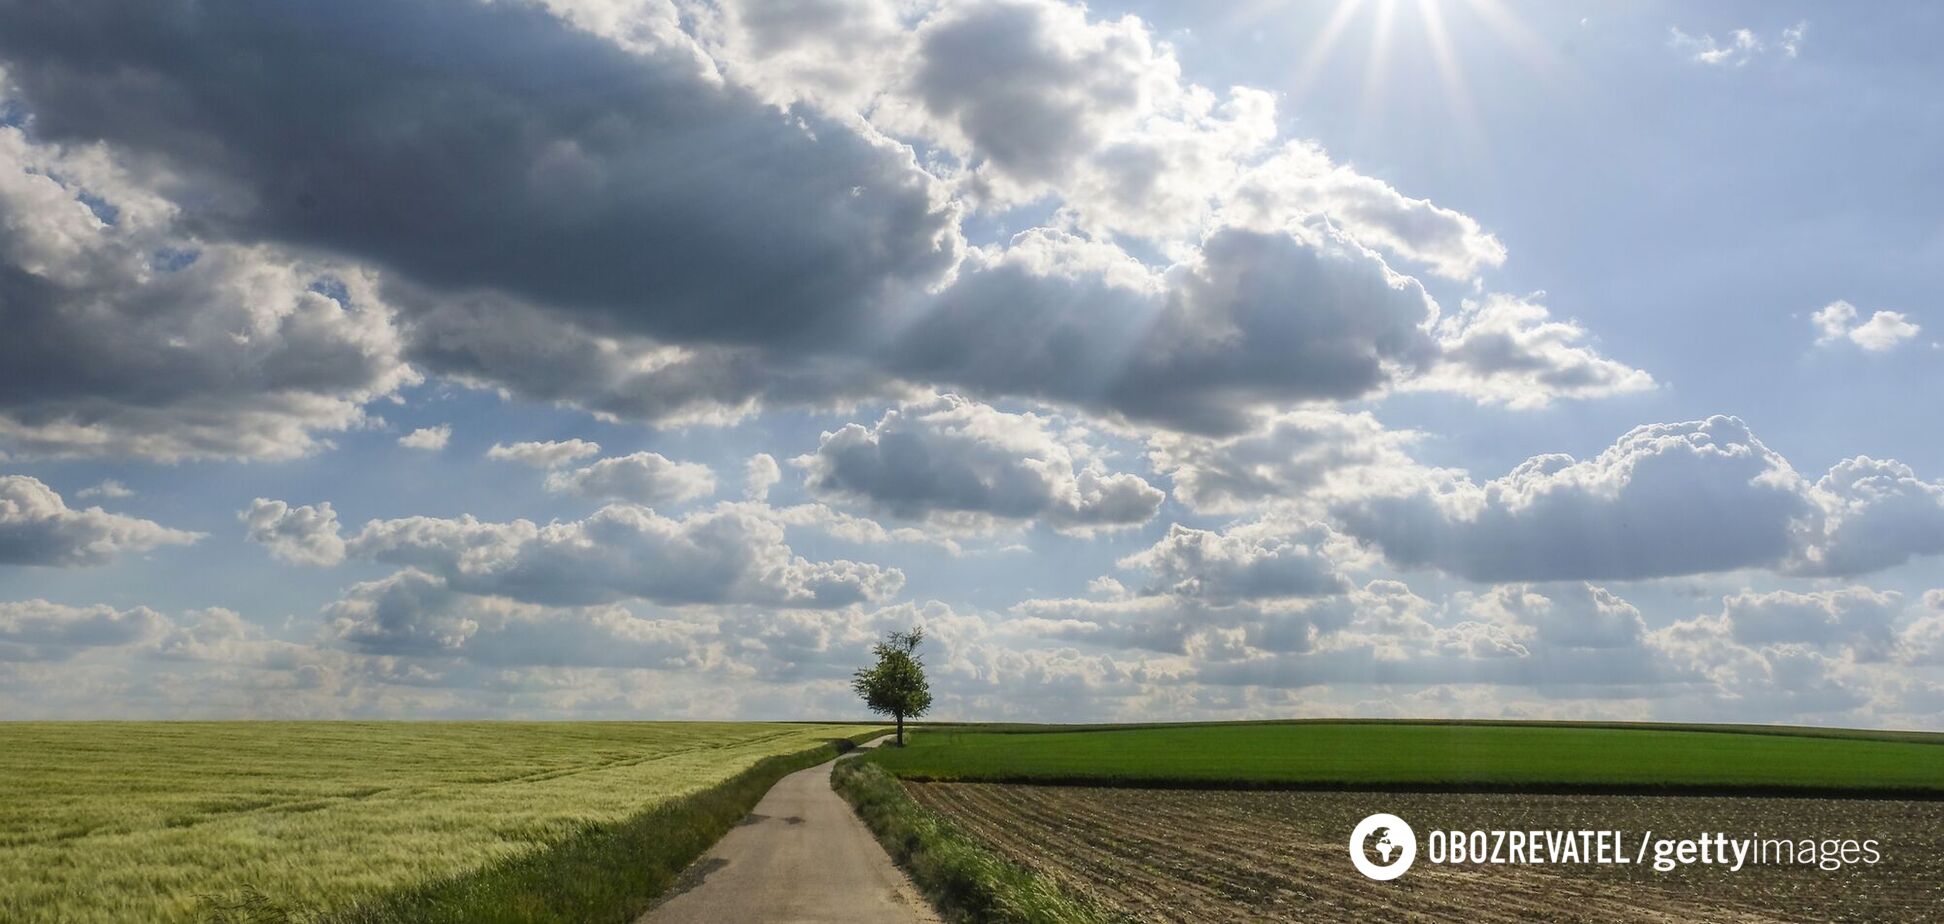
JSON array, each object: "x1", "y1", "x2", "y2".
[{"x1": 0, "y1": 721, "x2": 869, "y2": 923}]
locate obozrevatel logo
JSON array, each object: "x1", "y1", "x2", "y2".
[{"x1": 1349, "y1": 813, "x2": 1417, "y2": 881}]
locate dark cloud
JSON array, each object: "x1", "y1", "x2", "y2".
[
  {"x1": 896, "y1": 226, "x2": 1441, "y2": 433},
  {"x1": 0, "y1": 0, "x2": 961, "y2": 350}
]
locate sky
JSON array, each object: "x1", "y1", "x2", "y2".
[{"x1": 1, "y1": 0, "x2": 1941, "y2": 727}]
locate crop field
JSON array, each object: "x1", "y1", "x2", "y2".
[
  {"x1": 906, "y1": 783, "x2": 1944, "y2": 922},
  {"x1": 0, "y1": 721, "x2": 876, "y2": 923},
  {"x1": 877, "y1": 721, "x2": 1944, "y2": 795}
]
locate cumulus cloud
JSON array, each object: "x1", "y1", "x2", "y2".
[
  {"x1": 1146, "y1": 410, "x2": 1431, "y2": 515},
  {"x1": 397, "y1": 425, "x2": 451, "y2": 451},
  {"x1": 544, "y1": 452, "x2": 717, "y2": 505},
  {"x1": 485, "y1": 439, "x2": 601, "y2": 469},
  {"x1": 744, "y1": 453, "x2": 782, "y2": 500},
  {"x1": 345, "y1": 502, "x2": 902, "y2": 609},
  {"x1": 1335, "y1": 416, "x2": 1812, "y2": 582},
  {"x1": 1812, "y1": 300, "x2": 1920, "y2": 351},
  {"x1": 1222, "y1": 141, "x2": 1506, "y2": 280},
  {"x1": 1713, "y1": 587, "x2": 1900, "y2": 659},
  {"x1": 1418, "y1": 294, "x2": 1656, "y2": 408},
  {"x1": 0, "y1": 118, "x2": 416, "y2": 461},
  {"x1": 1117, "y1": 524, "x2": 1349, "y2": 602},
  {"x1": 324, "y1": 568, "x2": 711, "y2": 668},
  {"x1": 0, "y1": 475, "x2": 199, "y2": 566},
  {"x1": 1795, "y1": 457, "x2": 1944, "y2": 575},
  {"x1": 0, "y1": 0, "x2": 962, "y2": 352},
  {"x1": 1336, "y1": 415, "x2": 1944, "y2": 582},
  {"x1": 0, "y1": 0, "x2": 1648, "y2": 442},
  {"x1": 0, "y1": 599, "x2": 169, "y2": 661},
  {"x1": 1459, "y1": 583, "x2": 1647, "y2": 651},
  {"x1": 240, "y1": 498, "x2": 347, "y2": 567},
  {"x1": 798, "y1": 394, "x2": 1162, "y2": 532}
]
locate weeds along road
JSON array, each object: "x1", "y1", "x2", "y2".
[{"x1": 641, "y1": 737, "x2": 939, "y2": 924}]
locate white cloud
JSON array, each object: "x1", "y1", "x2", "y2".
[
  {"x1": 798, "y1": 394, "x2": 1162, "y2": 533},
  {"x1": 0, "y1": 599, "x2": 169, "y2": 661},
  {"x1": 1117, "y1": 523, "x2": 1349, "y2": 602},
  {"x1": 744, "y1": 453, "x2": 782, "y2": 500},
  {"x1": 346, "y1": 502, "x2": 903, "y2": 609},
  {"x1": 1418, "y1": 294, "x2": 1656, "y2": 408},
  {"x1": 1335, "y1": 416, "x2": 1813, "y2": 581},
  {"x1": 1146, "y1": 410, "x2": 1432, "y2": 515},
  {"x1": 397, "y1": 425, "x2": 451, "y2": 451},
  {"x1": 485, "y1": 439, "x2": 602, "y2": 469},
  {"x1": 239, "y1": 498, "x2": 348, "y2": 567},
  {"x1": 0, "y1": 475, "x2": 199, "y2": 566},
  {"x1": 1814, "y1": 300, "x2": 1920, "y2": 351},
  {"x1": 74, "y1": 479, "x2": 134, "y2": 500},
  {"x1": 544, "y1": 452, "x2": 717, "y2": 505},
  {"x1": 1669, "y1": 23, "x2": 1805, "y2": 67}
]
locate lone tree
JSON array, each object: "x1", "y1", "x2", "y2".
[{"x1": 852, "y1": 628, "x2": 932, "y2": 746}]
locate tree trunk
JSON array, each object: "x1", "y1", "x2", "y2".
[{"x1": 895, "y1": 711, "x2": 904, "y2": 746}]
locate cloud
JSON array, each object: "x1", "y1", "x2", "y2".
[
  {"x1": 1670, "y1": 22, "x2": 1806, "y2": 67},
  {"x1": 0, "y1": 119, "x2": 416, "y2": 461},
  {"x1": 1813, "y1": 300, "x2": 1920, "y2": 352},
  {"x1": 397, "y1": 425, "x2": 451, "y2": 451},
  {"x1": 0, "y1": 0, "x2": 962, "y2": 355},
  {"x1": 0, "y1": 475, "x2": 199, "y2": 566},
  {"x1": 1337, "y1": 416, "x2": 1944, "y2": 582},
  {"x1": 74, "y1": 479, "x2": 133, "y2": 499},
  {"x1": 1459, "y1": 583, "x2": 1647, "y2": 651},
  {"x1": 240, "y1": 498, "x2": 348, "y2": 567},
  {"x1": 1222, "y1": 141, "x2": 1506, "y2": 280},
  {"x1": 1796, "y1": 457, "x2": 1944, "y2": 575},
  {"x1": 1715, "y1": 587, "x2": 1900, "y2": 659},
  {"x1": 345, "y1": 502, "x2": 903, "y2": 609},
  {"x1": 1146, "y1": 410, "x2": 1431, "y2": 515},
  {"x1": 1668, "y1": 21, "x2": 1807, "y2": 67},
  {"x1": 543, "y1": 452, "x2": 717, "y2": 505},
  {"x1": 485, "y1": 439, "x2": 601, "y2": 469},
  {"x1": 0, "y1": 0, "x2": 1648, "y2": 442},
  {"x1": 744, "y1": 453, "x2": 781, "y2": 500},
  {"x1": 0, "y1": 599, "x2": 169, "y2": 661},
  {"x1": 798, "y1": 394, "x2": 1162, "y2": 532},
  {"x1": 324, "y1": 568, "x2": 711, "y2": 668},
  {"x1": 1418, "y1": 294, "x2": 1656, "y2": 408},
  {"x1": 1334, "y1": 416, "x2": 1813, "y2": 582},
  {"x1": 1117, "y1": 523, "x2": 1349, "y2": 602}
]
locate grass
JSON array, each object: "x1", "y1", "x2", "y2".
[
  {"x1": 0, "y1": 721, "x2": 883, "y2": 923},
  {"x1": 871, "y1": 721, "x2": 1944, "y2": 797},
  {"x1": 832, "y1": 756, "x2": 1118, "y2": 924}
]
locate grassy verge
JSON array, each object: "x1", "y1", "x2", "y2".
[
  {"x1": 203, "y1": 731, "x2": 884, "y2": 924},
  {"x1": 873, "y1": 722, "x2": 1944, "y2": 799},
  {"x1": 831, "y1": 757, "x2": 1119, "y2": 924}
]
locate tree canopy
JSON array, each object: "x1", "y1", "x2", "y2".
[{"x1": 852, "y1": 628, "x2": 932, "y2": 745}]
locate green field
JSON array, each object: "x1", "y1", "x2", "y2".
[
  {"x1": 872, "y1": 721, "x2": 1944, "y2": 795},
  {"x1": 0, "y1": 721, "x2": 878, "y2": 923}
]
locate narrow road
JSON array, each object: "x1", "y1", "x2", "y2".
[{"x1": 640, "y1": 738, "x2": 940, "y2": 924}]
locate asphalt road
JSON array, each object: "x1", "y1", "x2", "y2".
[{"x1": 640, "y1": 738, "x2": 940, "y2": 924}]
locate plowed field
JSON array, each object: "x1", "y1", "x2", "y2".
[{"x1": 907, "y1": 783, "x2": 1944, "y2": 922}]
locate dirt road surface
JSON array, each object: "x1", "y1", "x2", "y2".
[{"x1": 640, "y1": 739, "x2": 939, "y2": 924}]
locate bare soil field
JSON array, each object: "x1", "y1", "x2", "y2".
[{"x1": 906, "y1": 783, "x2": 1943, "y2": 922}]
